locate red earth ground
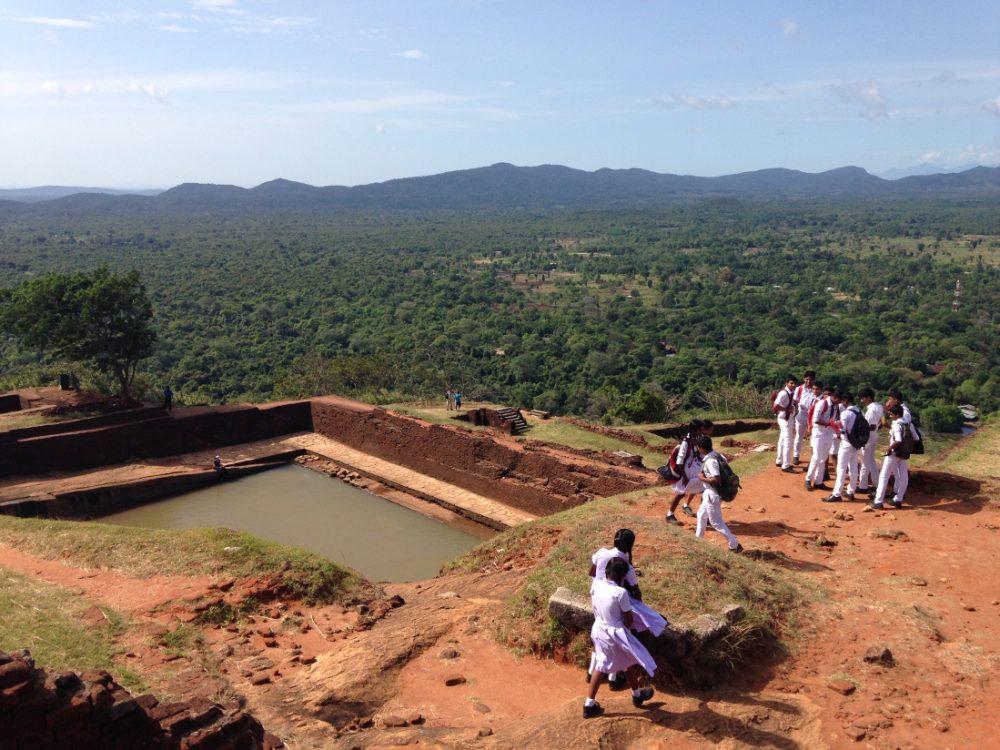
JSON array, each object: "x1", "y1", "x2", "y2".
[{"x1": 1, "y1": 446, "x2": 998, "y2": 749}]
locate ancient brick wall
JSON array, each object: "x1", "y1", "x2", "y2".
[
  {"x1": 0, "y1": 649, "x2": 272, "y2": 750},
  {"x1": 0, "y1": 401, "x2": 312, "y2": 478},
  {"x1": 310, "y1": 398, "x2": 654, "y2": 517}
]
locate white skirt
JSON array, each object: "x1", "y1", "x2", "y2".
[
  {"x1": 629, "y1": 599, "x2": 668, "y2": 637},
  {"x1": 590, "y1": 622, "x2": 657, "y2": 677}
]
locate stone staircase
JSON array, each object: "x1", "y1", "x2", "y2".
[{"x1": 496, "y1": 407, "x2": 529, "y2": 435}]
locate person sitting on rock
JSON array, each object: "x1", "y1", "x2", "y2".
[
  {"x1": 213, "y1": 455, "x2": 229, "y2": 479},
  {"x1": 583, "y1": 557, "x2": 657, "y2": 718}
]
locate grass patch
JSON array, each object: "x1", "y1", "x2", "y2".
[
  {"x1": 0, "y1": 519, "x2": 371, "y2": 605},
  {"x1": 926, "y1": 419, "x2": 999, "y2": 482},
  {"x1": 453, "y1": 493, "x2": 814, "y2": 683},
  {"x1": 0, "y1": 564, "x2": 143, "y2": 691},
  {"x1": 519, "y1": 420, "x2": 665, "y2": 468}
]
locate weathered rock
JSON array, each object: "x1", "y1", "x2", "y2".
[
  {"x1": 380, "y1": 714, "x2": 407, "y2": 728},
  {"x1": 828, "y1": 679, "x2": 856, "y2": 695},
  {"x1": 439, "y1": 647, "x2": 461, "y2": 659},
  {"x1": 444, "y1": 674, "x2": 467, "y2": 686},
  {"x1": 548, "y1": 587, "x2": 595, "y2": 631},
  {"x1": 869, "y1": 528, "x2": 908, "y2": 540},
  {"x1": 864, "y1": 645, "x2": 894, "y2": 666}
]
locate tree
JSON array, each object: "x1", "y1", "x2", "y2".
[{"x1": 0, "y1": 268, "x2": 156, "y2": 399}]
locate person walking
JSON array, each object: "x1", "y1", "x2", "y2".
[
  {"x1": 694, "y1": 436, "x2": 743, "y2": 553},
  {"x1": 163, "y1": 386, "x2": 173, "y2": 412},
  {"x1": 665, "y1": 420, "x2": 704, "y2": 525}
]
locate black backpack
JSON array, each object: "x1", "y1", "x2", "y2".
[
  {"x1": 892, "y1": 421, "x2": 915, "y2": 459},
  {"x1": 656, "y1": 435, "x2": 691, "y2": 482},
  {"x1": 846, "y1": 406, "x2": 871, "y2": 449},
  {"x1": 710, "y1": 452, "x2": 741, "y2": 502}
]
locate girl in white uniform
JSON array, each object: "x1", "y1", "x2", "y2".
[
  {"x1": 583, "y1": 557, "x2": 656, "y2": 718},
  {"x1": 666, "y1": 420, "x2": 704, "y2": 524}
]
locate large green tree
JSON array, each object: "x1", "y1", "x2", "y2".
[{"x1": 0, "y1": 268, "x2": 156, "y2": 399}]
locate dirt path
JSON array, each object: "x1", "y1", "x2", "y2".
[{"x1": 2, "y1": 449, "x2": 998, "y2": 749}]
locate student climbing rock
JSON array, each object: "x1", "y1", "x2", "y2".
[
  {"x1": 583, "y1": 557, "x2": 657, "y2": 718},
  {"x1": 694, "y1": 436, "x2": 743, "y2": 553},
  {"x1": 773, "y1": 376, "x2": 797, "y2": 472}
]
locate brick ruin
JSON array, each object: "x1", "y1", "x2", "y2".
[{"x1": 0, "y1": 649, "x2": 276, "y2": 750}]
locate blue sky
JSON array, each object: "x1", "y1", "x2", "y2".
[{"x1": 2, "y1": 1, "x2": 1000, "y2": 188}]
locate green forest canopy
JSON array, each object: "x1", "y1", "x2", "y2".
[{"x1": 0, "y1": 197, "x2": 998, "y2": 421}]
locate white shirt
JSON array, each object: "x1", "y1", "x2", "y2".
[
  {"x1": 797, "y1": 387, "x2": 818, "y2": 417},
  {"x1": 811, "y1": 396, "x2": 835, "y2": 434},
  {"x1": 889, "y1": 418, "x2": 910, "y2": 456},
  {"x1": 591, "y1": 578, "x2": 632, "y2": 629},
  {"x1": 702, "y1": 452, "x2": 722, "y2": 499},
  {"x1": 591, "y1": 547, "x2": 638, "y2": 592},
  {"x1": 864, "y1": 402, "x2": 884, "y2": 430},
  {"x1": 774, "y1": 388, "x2": 794, "y2": 418},
  {"x1": 900, "y1": 403, "x2": 920, "y2": 440},
  {"x1": 839, "y1": 405, "x2": 859, "y2": 445}
]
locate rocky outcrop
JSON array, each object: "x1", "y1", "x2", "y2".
[{"x1": 0, "y1": 649, "x2": 270, "y2": 749}]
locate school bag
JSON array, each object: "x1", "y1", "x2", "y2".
[
  {"x1": 908, "y1": 412, "x2": 925, "y2": 455},
  {"x1": 845, "y1": 406, "x2": 871, "y2": 449},
  {"x1": 891, "y1": 422, "x2": 915, "y2": 460},
  {"x1": 655, "y1": 439, "x2": 688, "y2": 482},
  {"x1": 710, "y1": 451, "x2": 741, "y2": 502},
  {"x1": 770, "y1": 389, "x2": 795, "y2": 419}
]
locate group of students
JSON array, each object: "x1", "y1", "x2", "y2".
[
  {"x1": 663, "y1": 419, "x2": 744, "y2": 553},
  {"x1": 583, "y1": 528, "x2": 667, "y2": 718},
  {"x1": 773, "y1": 371, "x2": 921, "y2": 509}
]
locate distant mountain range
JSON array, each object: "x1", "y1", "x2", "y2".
[{"x1": 3, "y1": 163, "x2": 1000, "y2": 213}]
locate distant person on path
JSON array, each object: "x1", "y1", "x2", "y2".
[
  {"x1": 445, "y1": 389, "x2": 454, "y2": 411},
  {"x1": 665, "y1": 420, "x2": 704, "y2": 525},
  {"x1": 453, "y1": 391, "x2": 462, "y2": 409},
  {"x1": 823, "y1": 390, "x2": 861, "y2": 502},
  {"x1": 163, "y1": 386, "x2": 173, "y2": 412},
  {"x1": 857, "y1": 388, "x2": 884, "y2": 495},
  {"x1": 792, "y1": 371, "x2": 817, "y2": 464},
  {"x1": 773, "y1": 376, "x2": 797, "y2": 473},
  {"x1": 694, "y1": 436, "x2": 743, "y2": 553},
  {"x1": 583, "y1": 557, "x2": 657, "y2": 719},
  {"x1": 870, "y1": 404, "x2": 910, "y2": 510},
  {"x1": 213, "y1": 455, "x2": 229, "y2": 479}
]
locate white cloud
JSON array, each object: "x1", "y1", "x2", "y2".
[
  {"x1": 158, "y1": 24, "x2": 196, "y2": 33},
  {"x1": 395, "y1": 49, "x2": 426, "y2": 59},
  {"x1": 374, "y1": 124, "x2": 386, "y2": 134},
  {"x1": 984, "y1": 96, "x2": 1000, "y2": 115},
  {"x1": 299, "y1": 91, "x2": 483, "y2": 114},
  {"x1": 42, "y1": 81, "x2": 64, "y2": 95},
  {"x1": 919, "y1": 144, "x2": 1000, "y2": 166},
  {"x1": 191, "y1": 0, "x2": 239, "y2": 9},
  {"x1": 652, "y1": 94, "x2": 736, "y2": 110},
  {"x1": 780, "y1": 18, "x2": 799, "y2": 37},
  {"x1": 225, "y1": 15, "x2": 312, "y2": 34},
  {"x1": 12, "y1": 16, "x2": 98, "y2": 29},
  {"x1": 828, "y1": 79, "x2": 888, "y2": 119},
  {"x1": 127, "y1": 80, "x2": 170, "y2": 104}
]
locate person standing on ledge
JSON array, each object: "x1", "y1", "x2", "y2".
[
  {"x1": 454, "y1": 390, "x2": 463, "y2": 410},
  {"x1": 163, "y1": 385, "x2": 173, "y2": 412},
  {"x1": 445, "y1": 388, "x2": 454, "y2": 411}
]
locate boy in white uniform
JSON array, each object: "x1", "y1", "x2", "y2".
[
  {"x1": 694, "y1": 436, "x2": 743, "y2": 553},
  {"x1": 805, "y1": 386, "x2": 837, "y2": 492},
  {"x1": 793, "y1": 372, "x2": 817, "y2": 465},
  {"x1": 583, "y1": 557, "x2": 656, "y2": 718},
  {"x1": 823, "y1": 390, "x2": 860, "y2": 502},
  {"x1": 773, "y1": 377, "x2": 797, "y2": 473},
  {"x1": 869, "y1": 404, "x2": 910, "y2": 510},
  {"x1": 857, "y1": 388, "x2": 884, "y2": 494}
]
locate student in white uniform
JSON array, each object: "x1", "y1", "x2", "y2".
[
  {"x1": 693, "y1": 436, "x2": 743, "y2": 553},
  {"x1": 805, "y1": 385, "x2": 837, "y2": 492},
  {"x1": 869, "y1": 404, "x2": 910, "y2": 510},
  {"x1": 773, "y1": 377, "x2": 797, "y2": 473},
  {"x1": 857, "y1": 388, "x2": 884, "y2": 494},
  {"x1": 823, "y1": 390, "x2": 860, "y2": 502},
  {"x1": 792, "y1": 371, "x2": 816, "y2": 464},
  {"x1": 666, "y1": 420, "x2": 704, "y2": 525},
  {"x1": 583, "y1": 557, "x2": 656, "y2": 718},
  {"x1": 587, "y1": 529, "x2": 668, "y2": 688}
]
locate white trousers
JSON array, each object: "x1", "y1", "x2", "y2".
[
  {"x1": 874, "y1": 454, "x2": 908, "y2": 503},
  {"x1": 833, "y1": 443, "x2": 858, "y2": 497},
  {"x1": 695, "y1": 492, "x2": 740, "y2": 550},
  {"x1": 859, "y1": 431, "x2": 880, "y2": 488},
  {"x1": 793, "y1": 411, "x2": 809, "y2": 459},
  {"x1": 806, "y1": 429, "x2": 834, "y2": 484},
  {"x1": 776, "y1": 416, "x2": 793, "y2": 468}
]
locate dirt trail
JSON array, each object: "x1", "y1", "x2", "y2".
[{"x1": 1, "y1": 450, "x2": 998, "y2": 749}]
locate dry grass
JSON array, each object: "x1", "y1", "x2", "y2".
[{"x1": 929, "y1": 419, "x2": 1000, "y2": 483}]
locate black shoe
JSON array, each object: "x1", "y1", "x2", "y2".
[
  {"x1": 891, "y1": 500, "x2": 903, "y2": 509},
  {"x1": 813, "y1": 483, "x2": 830, "y2": 491},
  {"x1": 608, "y1": 674, "x2": 628, "y2": 691},
  {"x1": 845, "y1": 492, "x2": 856, "y2": 501},
  {"x1": 665, "y1": 514, "x2": 681, "y2": 526},
  {"x1": 781, "y1": 466, "x2": 795, "y2": 473},
  {"x1": 821, "y1": 494, "x2": 841, "y2": 503},
  {"x1": 583, "y1": 702, "x2": 604, "y2": 719},
  {"x1": 794, "y1": 457, "x2": 801, "y2": 465},
  {"x1": 867, "y1": 501, "x2": 884, "y2": 510},
  {"x1": 805, "y1": 480, "x2": 814, "y2": 492},
  {"x1": 774, "y1": 461, "x2": 781, "y2": 467},
  {"x1": 632, "y1": 687, "x2": 654, "y2": 708},
  {"x1": 729, "y1": 544, "x2": 744, "y2": 554},
  {"x1": 681, "y1": 505, "x2": 695, "y2": 517}
]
